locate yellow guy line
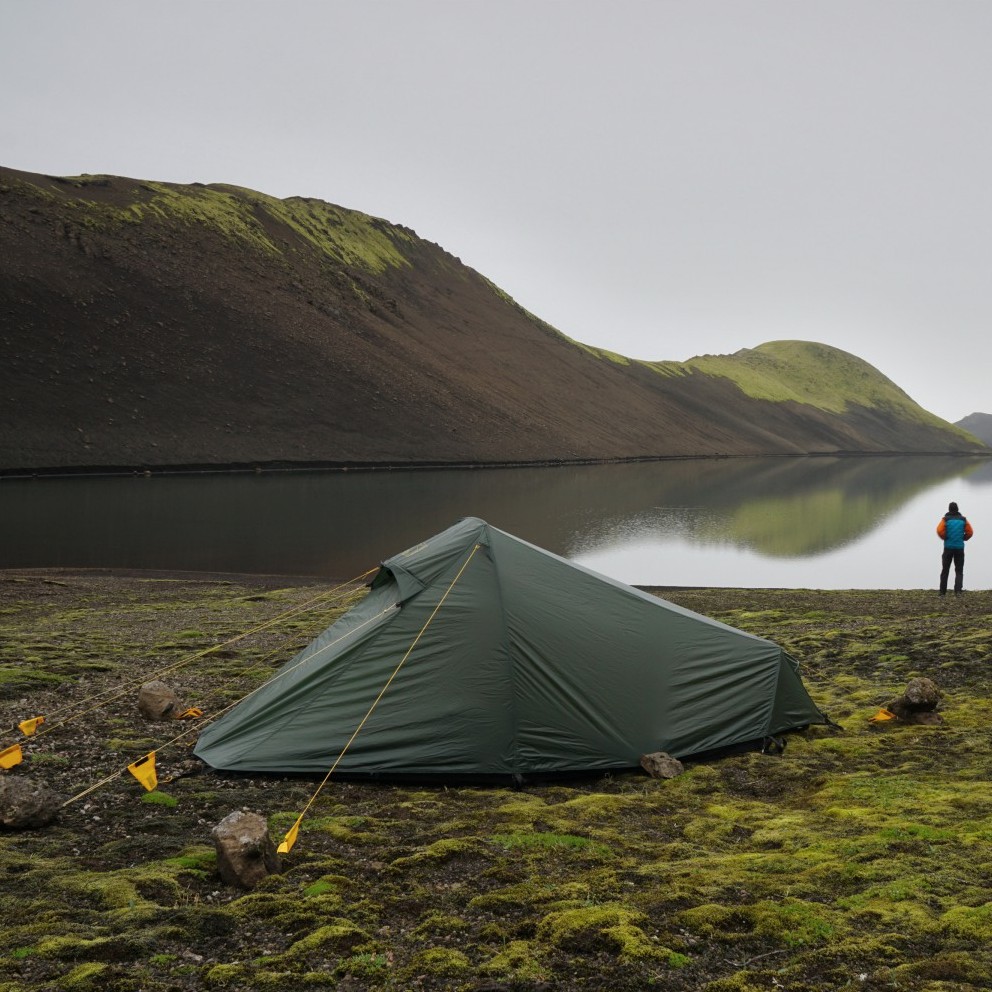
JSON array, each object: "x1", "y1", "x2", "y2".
[
  {"x1": 278, "y1": 543, "x2": 482, "y2": 854},
  {"x1": 63, "y1": 768, "x2": 127, "y2": 806},
  {"x1": 60, "y1": 602, "x2": 400, "y2": 807},
  {"x1": 10, "y1": 569, "x2": 377, "y2": 748}
]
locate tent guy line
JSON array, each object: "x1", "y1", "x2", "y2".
[
  {"x1": 2, "y1": 570, "x2": 378, "y2": 761},
  {"x1": 276, "y1": 543, "x2": 483, "y2": 855},
  {"x1": 58, "y1": 600, "x2": 400, "y2": 808}
]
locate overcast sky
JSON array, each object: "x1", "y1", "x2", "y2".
[{"x1": 2, "y1": 0, "x2": 989, "y2": 422}]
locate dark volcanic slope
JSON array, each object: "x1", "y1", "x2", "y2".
[{"x1": 0, "y1": 166, "x2": 983, "y2": 472}]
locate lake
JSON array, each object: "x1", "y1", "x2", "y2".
[{"x1": 1, "y1": 455, "x2": 990, "y2": 589}]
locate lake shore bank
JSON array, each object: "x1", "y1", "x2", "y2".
[
  {"x1": 2, "y1": 572, "x2": 990, "y2": 991},
  {"x1": 3, "y1": 447, "x2": 989, "y2": 480}
]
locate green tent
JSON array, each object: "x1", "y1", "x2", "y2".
[{"x1": 194, "y1": 517, "x2": 825, "y2": 777}]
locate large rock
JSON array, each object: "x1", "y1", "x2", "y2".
[
  {"x1": 640, "y1": 751, "x2": 685, "y2": 779},
  {"x1": 211, "y1": 809, "x2": 280, "y2": 889},
  {"x1": 137, "y1": 680, "x2": 182, "y2": 721},
  {"x1": 0, "y1": 775, "x2": 62, "y2": 829}
]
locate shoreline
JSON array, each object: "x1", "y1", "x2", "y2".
[
  {"x1": 3, "y1": 565, "x2": 982, "y2": 597},
  {"x1": 1, "y1": 448, "x2": 989, "y2": 481}
]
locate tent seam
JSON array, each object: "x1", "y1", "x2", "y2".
[{"x1": 487, "y1": 527, "x2": 523, "y2": 778}]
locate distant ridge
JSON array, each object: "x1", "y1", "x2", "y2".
[
  {"x1": 0, "y1": 165, "x2": 985, "y2": 474},
  {"x1": 956, "y1": 412, "x2": 992, "y2": 446}
]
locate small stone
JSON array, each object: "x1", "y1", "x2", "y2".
[
  {"x1": 137, "y1": 680, "x2": 182, "y2": 720},
  {"x1": 640, "y1": 751, "x2": 685, "y2": 779},
  {"x1": 211, "y1": 809, "x2": 280, "y2": 889}
]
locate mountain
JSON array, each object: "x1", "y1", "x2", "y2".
[
  {"x1": 0, "y1": 166, "x2": 984, "y2": 474},
  {"x1": 956, "y1": 413, "x2": 992, "y2": 446}
]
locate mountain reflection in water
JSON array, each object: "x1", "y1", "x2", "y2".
[{"x1": 1, "y1": 455, "x2": 988, "y2": 589}]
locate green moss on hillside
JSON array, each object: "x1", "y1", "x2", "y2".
[
  {"x1": 19, "y1": 174, "x2": 416, "y2": 276},
  {"x1": 536, "y1": 334, "x2": 975, "y2": 437},
  {"x1": 117, "y1": 183, "x2": 282, "y2": 255},
  {"x1": 685, "y1": 340, "x2": 971, "y2": 434},
  {"x1": 236, "y1": 189, "x2": 415, "y2": 274},
  {"x1": 638, "y1": 359, "x2": 690, "y2": 378}
]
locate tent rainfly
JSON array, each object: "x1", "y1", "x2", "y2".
[{"x1": 194, "y1": 517, "x2": 826, "y2": 777}]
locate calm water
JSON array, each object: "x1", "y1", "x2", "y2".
[{"x1": 1, "y1": 455, "x2": 990, "y2": 589}]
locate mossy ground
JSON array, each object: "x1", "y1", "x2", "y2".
[{"x1": 1, "y1": 573, "x2": 990, "y2": 991}]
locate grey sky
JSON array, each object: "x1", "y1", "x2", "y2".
[{"x1": 2, "y1": 0, "x2": 989, "y2": 422}]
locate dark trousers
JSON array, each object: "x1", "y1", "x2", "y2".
[{"x1": 940, "y1": 548, "x2": 965, "y2": 593}]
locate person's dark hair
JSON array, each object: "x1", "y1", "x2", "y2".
[{"x1": 949, "y1": 501, "x2": 959, "y2": 513}]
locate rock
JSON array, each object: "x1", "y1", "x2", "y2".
[
  {"x1": 903, "y1": 677, "x2": 942, "y2": 711},
  {"x1": 882, "y1": 677, "x2": 944, "y2": 725},
  {"x1": 0, "y1": 775, "x2": 62, "y2": 829},
  {"x1": 640, "y1": 751, "x2": 684, "y2": 779},
  {"x1": 138, "y1": 680, "x2": 182, "y2": 720},
  {"x1": 211, "y1": 810, "x2": 280, "y2": 889}
]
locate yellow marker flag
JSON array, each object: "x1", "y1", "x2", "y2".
[
  {"x1": 0, "y1": 744, "x2": 23, "y2": 769},
  {"x1": 278, "y1": 816, "x2": 303, "y2": 854},
  {"x1": 127, "y1": 752, "x2": 158, "y2": 791},
  {"x1": 18, "y1": 716, "x2": 45, "y2": 737},
  {"x1": 869, "y1": 708, "x2": 897, "y2": 723}
]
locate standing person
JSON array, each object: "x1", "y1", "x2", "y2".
[{"x1": 937, "y1": 501, "x2": 973, "y2": 595}]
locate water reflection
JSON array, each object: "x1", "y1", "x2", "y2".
[
  {"x1": 0, "y1": 455, "x2": 987, "y2": 588},
  {"x1": 563, "y1": 455, "x2": 979, "y2": 558}
]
